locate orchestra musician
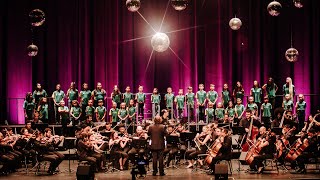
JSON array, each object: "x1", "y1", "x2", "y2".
[
  {"x1": 0, "y1": 131, "x2": 19, "y2": 173},
  {"x1": 164, "y1": 125, "x2": 180, "y2": 167},
  {"x1": 271, "y1": 109, "x2": 282, "y2": 128},
  {"x1": 128, "y1": 126, "x2": 148, "y2": 164},
  {"x1": 207, "y1": 128, "x2": 232, "y2": 174},
  {"x1": 101, "y1": 122, "x2": 114, "y2": 132},
  {"x1": 176, "y1": 123, "x2": 188, "y2": 158},
  {"x1": 81, "y1": 115, "x2": 94, "y2": 127},
  {"x1": 185, "y1": 125, "x2": 211, "y2": 169},
  {"x1": 25, "y1": 121, "x2": 35, "y2": 134},
  {"x1": 109, "y1": 131, "x2": 129, "y2": 171},
  {"x1": 43, "y1": 128, "x2": 65, "y2": 150},
  {"x1": 302, "y1": 115, "x2": 320, "y2": 133},
  {"x1": 239, "y1": 110, "x2": 261, "y2": 147}
]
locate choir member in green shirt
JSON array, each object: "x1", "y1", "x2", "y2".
[
  {"x1": 233, "y1": 81, "x2": 244, "y2": 103},
  {"x1": 222, "y1": 83, "x2": 231, "y2": 108},
  {"x1": 118, "y1": 102, "x2": 128, "y2": 125},
  {"x1": 246, "y1": 96, "x2": 258, "y2": 116},
  {"x1": 151, "y1": 88, "x2": 161, "y2": 118},
  {"x1": 215, "y1": 102, "x2": 225, "y2": 122},
  {"x1": 185, "y1": 86, "x2": 195, "y2": 122},
  {"x1": 234, "y1": 98, "x2": 245, "y2": 125},
  {"x1": 70, "y1": 100, "x2": 82, "y2": 127},
  {"x1": 225, "y1": 101, "x2": 235, "y2": 123},
  {"x1": 282, "y1": 94, "x2": 293, "y2": 111},
  {"x1": 165, "y1": 87, "x2": 175, "y2": 119},
  {"x1": 261, "y1": 96, "x2": 272, "y2": 129},
  {"x1": 111, "y1": 85, "x2": 122, "y2": 108},
  {"x1": 37, "y1": 97, "x2": 49, "y2": 123},
  {"x1": 23, "y1": 92, "x2": 36, "y2": 121},
  {"x1": 250, "y1": 80, "x2": 262, "y2": 112},
  {"x1": 109, "y1": 102, "x2": 119, "y2": 127},
  {"x1": 207, "y1": 84, "x2": 218, "y2": 108},
  {"x1": 283, "y1": 77, "x2": 295, "y2": 100},
  {"x1": 205, "y1": 102, "x2": 215, "y2": 123},
  {"x1": 52, "y1": 84, "x2": 65, "y2": 123},
  {"x1": 95, "y1": 100, "x2": 106, "y2": 122},
  {"x1": 85, "y1": 99, "x2": 95, "y2": 119},
  {"x1": 295, "y1": 94, "x2": 306, "y2": 131},
  {"x1": 92, "y1": 82, "x2": 107, "y2": 107},
  {"x1": 127, "y1": 99, "x2": 136, "y2": 124},
  {"x1": 32, "y1": 83, "x2": 48, "y2": 106},
  {"x1": 135, "y1": 85, "x2": 146, "y2": 123},
  {"x1": 80, "y1": 83, "x2": 91, "y2": 117},
  {"x1": 175, "y1": 89, "x2": 185, "y2": 120},
  {"x1": 196, "y1": 84, "x2": 207, "y2": 122},
  {"x1": 67, "y1": 82, "x2": 79, "y2": 108},
  {"x1": 58, "y1": 100, "x2": 69, "y2": 136},
  {"x1": 123, "y1": 86, "x2": 133, "y2": 107},
  {"x1": 262, "y1": 77, "x2": 278, "y2": 109}
]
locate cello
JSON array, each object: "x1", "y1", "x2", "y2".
[
  {"x1": 285, "y1": 132, "x2": 309, "y2": 162},
  {"x1": 204, "y1": 136, "x2": 223, "y2": 164},
  {"x1": 275, "y1": 126, "x2": 295, "y2": 158},
  {"x1": 241, "y1": 115, "x2": 259, "y2": 152},
  {"x1": 245, "y1": 131, "x2": 270, "y2": 165}
]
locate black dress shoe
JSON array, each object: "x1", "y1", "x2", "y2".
[
  {"x1": 160, "y1": 172, "x2": 166, "y2": 176},
  {"x1": 152, "y1": 172, "x2": 157, "y2": 176}
]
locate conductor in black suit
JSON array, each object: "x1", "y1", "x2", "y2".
[{"x1": 148, "y1": 115, "x2": 167, "y2": 176}]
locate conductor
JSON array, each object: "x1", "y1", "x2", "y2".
[{"x1": 148, "y1": 115, "x2": 167, "y2": 176}]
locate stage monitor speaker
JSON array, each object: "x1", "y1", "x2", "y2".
[
  {"x1": 215, "y1": 164, "x2": 228, "y2": 180},
  {"x1": 76, "y1": 164, "x2": 94, "y2": 180}
]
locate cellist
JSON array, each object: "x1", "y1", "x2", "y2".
[{"x1": 207, "y1": 128, "x2": 232, "y2": 174}]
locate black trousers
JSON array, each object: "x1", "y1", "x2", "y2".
[
  {"x1": 249, "y1": 154, "x2": 273, "y2": 170},
  {"x1": 198, "y1": 106, "x2": 205, "y2": 121},
  {"x1": 297, "y1": 110, "x2": 305, "y2": 131},
  {"x1": 138, "y1": 103, "x2": 144, "y2": 120},
  {"x1": 128, "y1": 148, "x2": 145, "y2": 163},
  {"x1": 151, "y1": 149, "x2": 164, "y2": 173},
  {"x1": 164, "y1": 146, "x2": 179, "y2": 166},
  {"x1": 209, "y1": 154, "x2": 231, "y2": 171}
]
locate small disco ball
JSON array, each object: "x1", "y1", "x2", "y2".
[
  {"x1": 267, "y1": 1, "x2": 282, "y2": 16},
  {"x1": 27, "y1": 44, "x2": 39, "y2": 57},
  {"x1": 293, "y1": 0, "x2": 303, "y2": 8},
  {"x1": 285, "y1": 47, "x2": 299, "y2": 62},
  {"x1": 229, "y1": 17, "x2": 242, "y2": 30},
  {"x1": 29, "y1": 9, "x2": 45, "y2": 27},
  {"x1": 151, "y1": 33, "x2": 170, "y2": 52},
  {"x1": 171, "y1": 0, "x2": 188, "y2": 11},
  {"x1": 126, "y1": 0, "x2": 141, "y2": 12}
]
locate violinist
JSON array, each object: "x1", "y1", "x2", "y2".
[
  {"x1": 302, "y1": 115, "x2": 320, "y2": 133},
  {"x1": 248, "y1": 127, "x2": 276, "y2": 173},
  {"x1": 25, "y1": 121, "x2": 34, "y2": 134},
  {"x1": 0, "y1": 132, "x2": 19, "y2": 173},
  {"x1": 186, "y1": 126, "x2": 211, "y2": 168},
  {"x1": 32, "y1": 112, "x2": 43, "y2": 124},
  {"x1": 271, "y1": 109, "x2": 282, "y2": 128},
  {"x1": 164, "y1": 125, "x2": 180, "y2": 167},
  {"x1": 176, "y1": 123, "x2": 188, "y2": 158},
  {"x1": 80, "y1": 115, "x2": 94, "y2": 127},
  {"x1": 283, "y1": 110, "x2": 298, "y2": 128},
  {"x1": 44, "y1": 128, "x2": 65, "y2": 149},
  {"x1": 109, "y1": 131, "x2": 129, "y2": 171},
  {"x1": 128, "y1": 126, "x2": 148, "y2": 164},
  {"x1": 101, "y1": 122, "x2": 114, "y2": 132},
  {"x1": 118, "y1": 124, "x2": 128, "y2": 137},
  {"x1": 207, "y1": 128, "x2": 232, "y2": 174},
  {"x1": 0, "y1": 129, "x2": 22, "y2": 163}
]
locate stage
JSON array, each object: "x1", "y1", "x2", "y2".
[{"x1": 1, "y1": 159, "x2": 319, "y2": 180}]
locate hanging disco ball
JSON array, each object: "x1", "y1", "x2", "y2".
[
  {"x1": 151, "y1": 32, "x2": 170, "y2": 52},
  {"x1": 285, "y1": 48, "x2": 299, "y2": 62},
  {"x1": 27, "y1": 44, "x2": 39, "y2": 57},
  {"x1": 293, "y1": 0, "x2": 303, "y2": 8},
  {"x1": 29, "y1": 9, "x2": 45, "y2": 27},
  {"x1": 171, "y1": 0, "x2": 189, "y2": 11},
  {"x1": 267, "y1": 1, "x2": 282, "y2": 16},
  {"x1": 126, "y1": 0, "x2": 141, "y2": 12},
  {"x1": 229, "y1": 17, "x2": 242, "y2": 30}
]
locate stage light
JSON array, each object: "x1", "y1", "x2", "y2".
[
  {"x1": 171, "y1": 0, "x2": 188, "y2": 11},
  {"x1": 27, "y1": 44, "x2": 39, "y2": 57},
  {"x1": 267, "y1": 1, "x2": 282, "y2": 16},
  {"x1": 126, "y1": 0, "x2": 141, "y2": 12},
  {"x1": 229, "y1": 17, "x2": 242, "y2": 30},
  {"x1": 29, "y1": 9, "x2": 45, "y2": 27},
  {"x1": 151, "y1": 32, "x2": 170, "y2": 52},
  {"x1": 293, "y1": 0, "x2": 303, "y2": 8},
  {"x1": 285, "y1": 47, "x2": 299, "y2": 62}
]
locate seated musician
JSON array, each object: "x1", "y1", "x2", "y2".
[
  {"x1": 34, "y1": 131, "x2": 64, "y2": 175},
  {"x1": 44, "y1": 128, "x2": 65, "y2": 150},
  {"x1": 302, "y1": 115, "x2": 320, "y2": 133},
  {"x1": 25, "y1": 121, "x2": 34, "y2": 134},
  {"x1": 249, "y1": 128, "x2": 276, "y2": 173},
  {"x1": 185, "y1": 125, "x2": 211, "y2": 168},
  {"x1": 222, "y1": 113, "x2": 231, "y2": 124},
  {"x1": 109, "y1": 131, "x2": 129, "y2": 171},
  {"x1": 3, "y1": 128, "x2": 23, "y2": 158},
  {"x1": 128, "y1": 126, "x2": 148, "y2": 164},
  {"x1": 118, "y1": 124, "x2": 127, "y2": 137},
  {"x1": 81, "y1": 115, "x2": 94, "y2": 127},
  {"x1": 32, "y1": 112, "x2": 43, "y2": 124},
  {"x1": 164, "y1": 125, "x2": 180, "y2": 167},
  {"x1": 176, "y1": 123, "x2": 188, "y2": 158},
  {"x1": 161, "y1": 109, "x2": 169, "y2": 125},
  {"x1": 77, "y1": 133, "x2": 105, "y2": 172},
  {"x1": 290, "y1": 129, "x2": 318, "y2": 173},
  {"x1": 239, "y1": 110, "x2": 261, "y2": 144},
  {"x1": 208, "y1": 128, "x2": 232, "y2": 174},
  {"x1": 0, "y1": 132, "x2": 19, "y2": 173},
  {"x1": 271, "y1": 110, "x2": 282, "y2": 128},
  {"x1": 283, "y1": 111, "x2": 298, "y2": 128},
  {"x1": 102, "y1": 122, "x2": 114, "y2": 132}
]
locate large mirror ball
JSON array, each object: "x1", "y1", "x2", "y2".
[{"x1": 29, "y1": 9, "x2": 46, "y2": 27}]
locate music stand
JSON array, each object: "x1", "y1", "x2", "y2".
[
  {"x1": 272, "y1": 127, "x2": 283, "y2": 135},
  {"x1": 231, "y1": 127, "x2": 247, "y2": 172},
  {"x1": 132, "y1": 139, "x2": 147, "y2": 149},
  {"x1": 165, "y1": 136, "x2": 180, "y2": 169},
  {"x1": 64, "y1": 137, "x2": 77, "y2": 173},
  {"x1": 218, "y1": 123, "x2": 230, "y2": 129},
  {"x1": 180, "y1": 132, "x2": 196, "y2": 150},
  {"x1": 33, "y1": 123, "x2": 49, "y2": 133},
  {"x1": 100, "y1": 131, "x2": 112, "y2": 140}
]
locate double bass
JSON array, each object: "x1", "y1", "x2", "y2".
[
  {"x1": 285, "y1": 133, "x2": 309, "y2": 162},
  {"x1": 241, "y1": 116, "x2": 259, "y2": 152},
  {"x1": 204, "y1": 136, "x2": 223, "y2": 164}
]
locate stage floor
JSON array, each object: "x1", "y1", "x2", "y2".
[{"x1": 0, "y1": 160, "x2": 319, "y2": 180}]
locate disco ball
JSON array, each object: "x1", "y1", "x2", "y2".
[
  {"x1": 285, "y1": 48, "x2": 299, "y2": 62},
  {"x1": 229, "y1": 17, "x2": 242, "y2": 30},
  {"x1": 126, "y1": 0, "x2": 141, "y2": 12},
  {"x1": 151, "y1": 33, "x2": 170, "y2": 52},
  {"x1": 27, "y1": 44, "x2": 39, "y2": 57},
  {"x1": 267, "y1": 1, "x2": 282, "y2": 16},
  {"x1": 293, "y1": 0, "x2": 303, "y2": 8},
  {"x1": 171, "y1": 0, "x2": 188, "y2": 11},
  {"x1": 29, "y1": 9, "x2": 45, "y2": 27}
]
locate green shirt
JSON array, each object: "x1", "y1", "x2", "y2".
[
  {"x1": 53, "y1": 90, "x2": 65, "y2": 104},
  {"x1": 33, "y1": 90, "x2": 47, "y2": 103},
  {"x1": 296, "y1": 101, "x2": 306, "y2": 111},
  {"x1": 261, "y1": 103, "x2": 272, "y2": 117},
  {"x1": 123, "y1": 92, "x2": 133, "y2": 106},
  {"x1": 128, "y1": 106, "x2": 136, "y2": 117},
  {"x1": 206, "y1": 108, "x2": 215, "y2": 119},
  {"x1": 186, "y1": 93, "x2": 195, "y2": 106},
  {"x1": 215, "y1": 108, "x2": 225, "y2": 119},
  {"x1": 283, "y1": 84, "x2": 295, "y2": 96},
  {"x1": 235, "y1": 104, "x2": 245, "y2": 117},
  {"x1": 80, "y1": 90, "x2": 91, "y2": 105},
  {"x1": 235, "y1": 90, "x2": 244, "y2": 100},
  {"x1": 207, "y1": 91, "x2": 218, "y2": 103},
  {"x1": 23, "y1": 101, "x2": 35, "y2": 111},
  {"x1": 222, "y1": 90, "x2": 230, "y2": 104},
  {"x1": 283, "y1": 100, "x2": 293, "y2": 111},
  {"x1": 85, "y1": 106, "x2": 95, "y2": 116},
  {"x1": 225, "y1": 107, "x2": 235, "y2": 117},
  {"x1": 68, "y1": 89, "x2": 78, "y2": 101},
  {"x1": 95, "y1": 106, "x2": 106, "y2": 119},
  {"x1": 71, "y1": 106, "x2": 81, "y2": 117},
  {"x1": 247, "y1": 103, "x2": 258, "y2": 112},
  {"x1": 165, "y1": 93, "x2": 174, "y2": 108},
  {"x1": 58, "y1": 106, "x2": 69, "y2": 120},
  {"x1": 176, "y1": 95, "x2": 185, "y2": 109},
  {"x1": 118, "y1": 109, "x2": 128, "y2": 119},
  {"x1": 266, "y1": 84, "x2": 278, "y2": 98},
  {"x1": 112, "y1": 93, "x2": 122, "y2": 104},
  {"x1": 39, "y1": 104, "x2": 48, "y2": 119},
  {"x1": 93, "y1": 89, "x2": 106, "y2": 101},
  {"x1": 251, "y1": 88, "x2": 262, "y2": 103},
  {"x1": 151, "y1": 94, "x2": 161, "y2": 104},
  {"x1": 109, "y1": 108, "x2": 119, "y2": 122},
  {"x1": 136, "y1": 93, "x2": 146, "y2": 103},
  {"x1": 196, "y1": 90, "x2": 206, "y2": 105}
]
